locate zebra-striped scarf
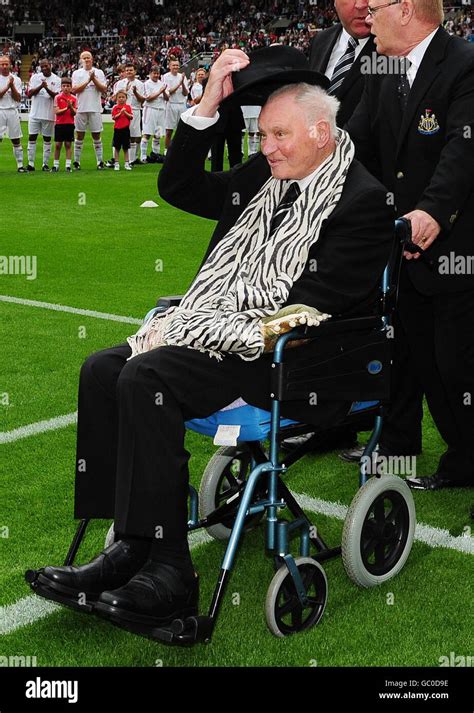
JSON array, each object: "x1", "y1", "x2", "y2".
[{"x1": 127, "y1": 129, "x2": 354, "y2": 362}]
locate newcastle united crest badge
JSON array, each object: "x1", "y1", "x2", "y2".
[{"x1": 418, "y1": 109, "x2": 440, "y2": 135}]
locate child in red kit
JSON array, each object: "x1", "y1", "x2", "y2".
[
  {"x1": 52, "y1": 77, "x2": 77, "y2": 172},
  {"x1": 112, "y1": 91, "x2": 133, "y2": 171}
]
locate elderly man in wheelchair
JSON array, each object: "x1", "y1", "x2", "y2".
[{"x1": 26, "y1": 47, "x2": 416, "y2": 644}]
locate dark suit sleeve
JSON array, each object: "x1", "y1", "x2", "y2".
[
  {"x1": 158, "y1": 118, "x2": 244, "y2": 222},
  {"x1": 416, "y1": 59, "x2": 474, "y2": 232},
  {"x1": 345, "y1": 79, "x2": 381, "y2": 180},
  {"x1": 285, "y1": 187, "x2": 394, "y2": 316}
]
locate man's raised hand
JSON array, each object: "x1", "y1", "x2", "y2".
[{"x1": 195, "y1": 49, "x2": 249, "y2": 118}]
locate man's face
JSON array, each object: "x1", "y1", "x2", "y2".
[
  {"x1": 40, "y1": 60, "x2": 51, "y2": 77},
  {"x1": 0, "y1": 57, "x2": 11, "y2": 76},
  {"x1": 259, "y1": 94, "x2": 331, "y2": 180},
  {"x1": 170, "y1": 61, "x2": 180, "y2": 75},
  {"x1": 196, "y1": 69, "x2": 206, "y2": 83},
  {"x1": 334, "y1": 0, "x2": 371, "y2": 39},
  {"x1": 126, "y1": 66, "x2": 136, "y2": 80},
  {"x1": 366, "y1": 0, "x2": 404, "y2": 55},
  {"x1": 81, "y1": 53, "x2": 93, "y2": 70},
  {"x1": 150, "y1": 69, "x2": 159, "y2": 82}
]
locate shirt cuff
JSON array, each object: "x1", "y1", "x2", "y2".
[{"x1": 180, "y1": 105, "x2": 220, "y2": 129}]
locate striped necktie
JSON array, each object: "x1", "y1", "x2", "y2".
[
  {"x1": 269, "y1": 182, "x2": 301, "y2": 236},
  {"x1": 329, "y1": 36, "x2": 359, "y2": 94}
]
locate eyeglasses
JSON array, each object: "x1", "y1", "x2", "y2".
[{"x1": 367, "y1": 0, "x2": 401, "y2": 17}]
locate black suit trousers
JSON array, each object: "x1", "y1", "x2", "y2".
[
  {"x1": 74, "y1": 343, "x2": 350, "y2": 543},
  {"x1": 383, "y1": 270, "x2": 474, "y2": 482}
]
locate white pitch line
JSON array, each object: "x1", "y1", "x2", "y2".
[
  {"x1": 0, "y1": 294, "x2": 143, "y2": 325},
  {"x1": 0, "y1": 413, "x2": 77, "y2": 444},
  {"x1": 0, "y1": 529, "x2": 213, "y2": 637},
  {"x1": 294, "y1": 491, "x2": 474, "y2": 556}
]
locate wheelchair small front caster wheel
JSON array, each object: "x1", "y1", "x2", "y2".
[
  {"x1": 199, "y1": 445, "x2": 265, "y2": 540},
  {"x1": 265, "y1": 557, "x2": 328, "y2": 638},
  {"x1": 342, "y1": 475, "x2": 416, "y2": 588}
]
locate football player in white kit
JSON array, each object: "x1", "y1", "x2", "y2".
[
  {"x1": 190, "y1": 68, "x2": 206, "y2": 105},
  {"x1": 72, "y1": 51, "x2": 107, "y2": 170},
  {"x1": 163, "y1": 58, "x2": 189, "y2": 152},
  {"x1": 242, "y1": 105, "x2": 261, "y2": 156},
  {"x1": 0, "y1": 55, "x2": 26, "y2": 172},
  {"x1": 26, "y1": 58, "x2": 61, "y2": 171},
  {"x1": 140, "y1": 65, "x2": 168, "y2": 163},
  {"x1": 114, "y1": 63, "x2": 145, "y2": 165}
]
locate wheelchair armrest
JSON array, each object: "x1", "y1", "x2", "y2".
[
  {"x1": 282, "y1": 315, "x2": 386, "y2": 344},
  {"x1": 155, "y1": 295, "x2": 184, "y2": 309}
]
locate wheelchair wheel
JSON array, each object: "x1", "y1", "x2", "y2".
[
  {"x1": 104, "y1": 523, "x2": 115, "y2": 548},
  {"x1": 199, "y1": 445, "x2": 265, "y2": 541},
  {"x1": 342, "y1": 475, "x2": 415, "y2": 588},
  {"x1": 265, "y1": 558, "x2": 328, "y2": 638}
]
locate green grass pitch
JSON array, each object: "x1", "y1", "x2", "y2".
[{"x1": 0, "y1": 123, "x2": 473, "y2": 667}]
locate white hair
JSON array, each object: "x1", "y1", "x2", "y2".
[{"x1": 266, "y1": 83, "x2": 340, "y2": 138}]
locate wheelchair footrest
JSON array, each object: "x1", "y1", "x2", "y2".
[
  {"x1": 24, "y1": 569, "x2": 95, "y2": 613},
  {"x1": 105, "y1": 613, "x2": 213, "y2": 646}
]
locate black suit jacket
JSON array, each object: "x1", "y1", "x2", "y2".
[
  {"x1": 309, "y1": 24, "x2": 376, "y2": 127},
  {"x1": 157, "y1": 118, "x2": 394, "y2": 415},
  {"x1": 158, "y1": 117, "x2": 393, "y2": 317},
  {"x1": 347, "y1": 27, "x2": 474, "y2": 295}
]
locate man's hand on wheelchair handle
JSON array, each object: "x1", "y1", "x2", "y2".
[{"x1": 402, "y1": 210, "x2": 441, "y2": 260}]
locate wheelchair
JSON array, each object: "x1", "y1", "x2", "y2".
[{"x1": 26, "y1": 218, "x2": 417, "y2": 646}]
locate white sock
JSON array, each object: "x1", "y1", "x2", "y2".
[
  {"x1": 13, "y1": 145, "x2": 23, "y2": 167},
  {"x1": 93, "y1": 140, "x2": 103, "y2": 163},
  {"x1": 74, "y1": 140, "x2": 84, "y2": 163},
  {"x1": 66, "y1": 159, "x2": 71, "y2": 168},
  {"x1": 43, "y1": 141, "x2": 52, "y2": 167},
  {"x1": 140, "y1": 138, "x2": 148, "y2": 161},
  {"x1": 129, "y1": 143, "x2": 137, "y2": 163},
  {"x1": 27, "y1": 141, "x2": 36, "y2": 166},
  {"x1": 152, "y1": 136, "x2": 161, "y2": 154},
  {"x1": 54, "y1": 159, "x2": 59, "y2": 168}
]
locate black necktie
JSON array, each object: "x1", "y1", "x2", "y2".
[
  {"x1": 398, "y1": 58, "x2": 412, "y2": 112},
  {"x1": 329, "y1": 36, "x2": 359, "y2": 94},
  {"x1": 269, "y1": 182, "x2": 301, "y2": 236}
]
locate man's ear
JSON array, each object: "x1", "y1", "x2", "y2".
[{"x1": 309, "y1": 120, "x2": 330, "y2": 148}]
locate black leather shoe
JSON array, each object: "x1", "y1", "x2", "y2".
[
  {"x1": 33, "y1": 541, "x2": 149, "y2": 610},
  {"x1": 95, "y1": 560, "x2": 199, "y2": 631},
  {"x1": 339, "y1": 445, "x2": 421, "y2": 464},
  {"x1": 405, "y1": 473, "x2": 473, "y2": 491}
]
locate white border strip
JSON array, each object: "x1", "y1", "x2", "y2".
[{"x1": 0, "y1": 295, "x2": 143, "y2": 325}]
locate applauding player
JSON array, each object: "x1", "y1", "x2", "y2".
[
  {"x1": 0, "y1": 55, "x2": 26, "y2": 172},
  {"x1": 72, "y1": 51, "x2": 107, "y2": 170},
  {"x1": 26, "y1": 58, "x2": 60, "y2": 171}
]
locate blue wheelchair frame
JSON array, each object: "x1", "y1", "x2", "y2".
[{"x1": 27, "y1": 219, "x2": 412, "y2": 644}]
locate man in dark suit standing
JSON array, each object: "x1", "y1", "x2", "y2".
[
  {"x1": 347, "y1": 0, "x2": 474, "y2": 494},
  {"x1": 284, "y1": 1, "x2": 379, "y2": 453},
  {"x1": 309, "y1": 0, "x2": 376, "y2": 127}
]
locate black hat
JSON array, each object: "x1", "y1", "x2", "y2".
[{"x1": 221, "y1": 45, "x2": 329, "y2": 107}]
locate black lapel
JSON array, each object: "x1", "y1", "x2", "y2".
[
  {"x1": 396, "y1": 27, "x2": 449, "y2": 156},
  {"x1": 310, "y1": 24, "x2": 342, "y2": 73},
  {"x1": 337, "y1": 34, "x2": 376, "y2": 100}
]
